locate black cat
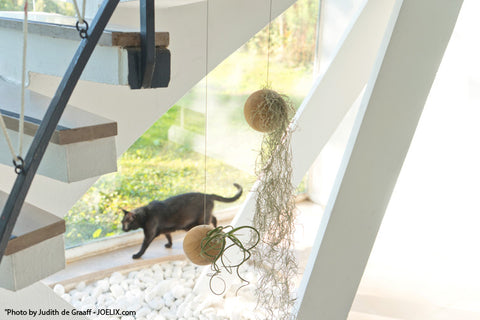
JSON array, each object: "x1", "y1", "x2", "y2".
[{"x1": 121, "y1": 183, "x2": 242, "y2": 259}]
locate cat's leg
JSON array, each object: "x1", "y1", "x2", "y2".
[
  {"x1": 165, "y1": 233, "x2": 173, "y2": 248},
  {"x1": 133, "y1": 233, "x2": 155, "y2": 259},
  {"x1": 211, "y1": 215, "x2": 217, "y2": 228}
]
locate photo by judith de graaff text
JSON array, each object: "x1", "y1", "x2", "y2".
[{"x1": 3, "y1": 307, "x2": 136, "y2": 318}]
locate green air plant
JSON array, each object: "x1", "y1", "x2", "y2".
[
  {"x1": 203, "y1": 225, "x2": 260, "y2": 295},
  {"x1": 245, "y1": 88, "x2": 298, "y2": 319},
  {"x1": 183, "y1": 225, "x2": 260, "y2": 295}
]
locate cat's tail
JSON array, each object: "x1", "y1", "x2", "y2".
[{"x1": 210, "y1": 183, "x2": 243, "y2": 203}]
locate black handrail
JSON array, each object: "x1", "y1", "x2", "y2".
[{"x1": 0, "y1": 0, "x2": 121, "y2": 264}]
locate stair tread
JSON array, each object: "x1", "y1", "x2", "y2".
[
  {"x1": 0, "y1": 190, "x2": 65, "y2": 256},
  {"x1": 0, "y1": 78, "x2": 117, "y2": 145},
  {"x1": 0, "y1": 11, "x2": 169, "y2": 48}
]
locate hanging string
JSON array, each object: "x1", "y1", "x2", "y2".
[
  {"x1": 0, "y1": 117, "x2": 17, "y2": 163},
  {"x1": 18, "y1": 0, "x2": 28, "y2": 159},
  {"x1": 82, "y1": 0, "x2": 86, "y2": 23},
  {"x1": 266, "y1": 0, "x2": 273, "y2": 86},
  {"x1": 0, "y1": 0, "x2": 28, "y2": 174},
  {"x1": 73, "y1": 0, "x2": 89, "y2": 38},
  {"x1": 203, "y1": 0, "x2": 209, "y2": 225},
  {"x1": 72, "y1": 0, "x2": 85, "y2": 24}
]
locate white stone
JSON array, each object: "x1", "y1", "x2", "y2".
[
  {"x1": 137, "y1": 307, "x2": 152, "y2": 318},
  {"x1": 163, "y1": 266, "x2": 173, "y2": 278},
  {"x1": 96, "y1": 279, "x2": 110, "y2": 292},
  {"x1": 144, "y1": 290, "x2": 158, "y2": 303},
  {"x1": 147, "y1": 297, "x2": 165, "y2": 310},
  {"x1": 75, "y1": 281, "x2": 86, "y2": 291},
  {"x1": 153, "y1": 314, "x2": 166, "y2": 320},
  {"x1": 82, "y1": 295, "x2": 95, "y2": 305},
  {"x1": 153, "y1": 271, "x2": 165, "y2": 281},
  {"x1": 172, "y1": 266, "x2": 183, "y2": 279},
  {"x1": 163, "y1": 292, "x2": 175, "y2": 308},
  {"x1": 110, "y1": 272, "x2": 125, "y2": 284},
  {"x1": 53, "y1": 283, "x2": 65, "y2": 296},
  {"x1": 121, "y1": 280, "x2": 130, "y2": 291},
  {"x1": 110, "y1": 284, "x2": 125, "y2": 298},
  {"x1": 91, "y1": 286, "x2": 103, "y2": 298},
  {"x1": 61, "y1": 293, "x2": 71, "y2": 303},
  {"x1": 72, "y1": 290, "x2": 87, "y2": 301},
  {"x1": 171, "y1": 286, "x2": 186, "y2": 300}
]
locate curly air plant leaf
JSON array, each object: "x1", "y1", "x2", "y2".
[
  {"x1": 252, "y1": 88, "x2": 298, "y2": 320},
  {"x1": 200, "y1": 225, "x2": 260, "y2": 295}
]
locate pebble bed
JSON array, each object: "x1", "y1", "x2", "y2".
[{"x1": 53, "y1": 260, "x2": 268, "y2": 320}]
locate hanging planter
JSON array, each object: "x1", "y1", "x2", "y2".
[
  {"x1": 244, "y1": 89, "x2": 289, "y2": 133},
  {"x1": 244, "y1": 87, "x2": 298, "y2": 319},
  {"x1": 183, "y1": 225, "x2": 260, "y2": 294}
]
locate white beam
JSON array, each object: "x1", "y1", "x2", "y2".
[
  {"x1": 295, "y1": 0, "x2": 463, "y2": 319},
  {"x1": 195, "y1": 0, "x2": 397, "y2": 293},
  {"x1": 234, "y1": 0, "x2": 397, "y2": 232}
]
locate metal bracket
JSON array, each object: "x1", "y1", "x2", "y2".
[
  {"x1": 128, "y1": 0, "x2": 170, "y2": 89},
  {"x1": 127, "y1": 46, "x2": 170, "y2": 89}
]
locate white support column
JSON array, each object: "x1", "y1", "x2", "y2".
[{"x1": 295, "y1": 0, "x2": 463, "y2": 319}]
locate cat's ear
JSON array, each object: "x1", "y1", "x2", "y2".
[{"x1": 120, "y1": 208, "x2": 129, "y2": 215}]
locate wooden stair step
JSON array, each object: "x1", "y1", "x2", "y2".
[
  {"x1": 0, "y1": 12, "x2": 169, "y2": 48},
  {"x1": 0, "y1": 78, "x2": 118, "y2": 182},
  {"x1": 0, "y1": 190, "x2": 66, "y2": 291},
  {"x1": 0, "y1": 11, "x2": 170, "y2": 86},
  {"x1": 0, "y1": 78, "x2": 117, "y2": 144}
]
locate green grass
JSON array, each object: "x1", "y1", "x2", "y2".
[{"x1": 64, "y1": 104, "x2": 256, "y2": 248}]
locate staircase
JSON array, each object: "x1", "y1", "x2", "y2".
[{"x1": 0, "y1": 0, "x2": 297, "y2": 292}]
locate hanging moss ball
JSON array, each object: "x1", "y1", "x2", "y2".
[
  {"x1": 183, "y1": 225, "x2": 224, "y2": 266},
  {"x1": 244, "y1": 89, "x2": 288, "y2": 132}
]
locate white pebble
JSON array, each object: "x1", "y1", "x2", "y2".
[
  {"x1": 60, "y1": 293, "x2": 71, "y2": 303},
  {"x1": 144, "y1": 290, "x2": 157, "y2": 303},
  {"x1": 121, "y1": 280, "x2": 130, "y2": 291},
  {"x1": 75, "y1": 281, "x2": 86, "y2": 291},
  {"x1": 110, "y1": 272, "x2": 125, "y2": 285},
  {"x1": 163, "y1": 292, "x2": 175, "y2": 308},
  {"x1": 137, "y1": 307, "x2": 152, "y2": 318},
  {"x1": 154, "y1": 280, "x2": 175, "y2": 297},
  {"x1": 110, "y1": 284, "x2": 124, "y2": 298},
  {"x1": 172, "y1": 267, "x2": 183, "y2": 279},
  {"x1": 81, "y1": 295, "x2": 95, "y2": 305},
  {"x1": 53, "y1": 284, "x2": 65, "y2": 296},
  {"x1": 147, "y1": 297, "x2": 164, "y2": 310},
  {"x1": 171, "y1": 286, "x2": 186, "y2": 300}
]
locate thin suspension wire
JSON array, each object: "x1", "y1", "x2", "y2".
[
  {"x1": 72, "y1": 0, "x2": 85, "y2": 24},
  {"x1": 19, "y1": 0, "x2": 28, "y2": 158},
  {"x1": 203, "y1": 0, "x2": 209, "y2": 225},
  {"x1": 266, "y1": 0, "x2": 273, "y2": 86},
  {"x1": 82, "y1": 0, "x2": 86, "y2": 23},
  {"x1": 0, "y1": 0, "x2": 28, "y2": 164},
  {"x1": 0, "y1": 117, "x2": 17, "y2": 161}
]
